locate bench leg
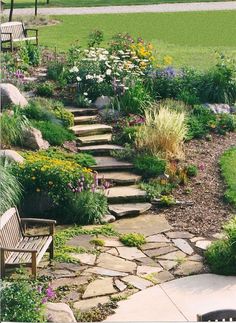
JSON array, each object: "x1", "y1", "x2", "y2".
[
  {"x1": 0, "y1": 249, "x2": 5, "y2": 279},
  {"x1": 32, "y1": 252, "x2": 37, "y2": 278},
  {"x1": 49, "y1": 240, "x2": 54, "y2": 260}
]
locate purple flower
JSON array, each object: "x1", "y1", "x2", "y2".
[
  {"x1": 42, "y1": 297, "x2": 47, "y2": 304},
  {"x1": 46, "y1": 287, "x2": 55, "y2": 299}
]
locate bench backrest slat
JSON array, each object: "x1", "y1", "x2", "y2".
[
  {"x1": 0, "y1": 22, "x2": 25, "y2": 42},
  {"x1": 0, "y1": 208, "x2": 23, "y2": 259}
]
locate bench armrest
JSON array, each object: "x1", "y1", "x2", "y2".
[
  {"x1": 21, "y1": 218, "x2": 56, "y2": 235},
  {"x1": 1, "y1": 32, "x2": 12, "y2": 35},
  {"x1": 1, "y1": 247, "x2": 37, "y2": 253},
  {"x1": 25, "y1": 28, "x2": 38, "y2": 37},
  {"x1": 25, "y1": 28, "x2": 38, "y2": 31}
]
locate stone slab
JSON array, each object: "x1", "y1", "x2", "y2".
[
  {"x1": 109, "y1": 203, "x2": 152, "y2": 217},
  {"x1": 117, "y1": 247, "x2": 146, "y2": 260},
  {"x1": 112, "y1": 214, "x2": 172, "y2": 236},
  {"x1": 98, "y1": 171, "x2": 141, "y2": 185},
  {"x1": 51, "y1": 276, "x2": 89, "y2": 289},
  {"x1": 96, "y1": 253, "x2": 136, "y2": 274},
  {"x1": 82, "y1": 277, "x2": 116, "y2": 298},
  {"x1": 146, "y1": 234, "x2": 171, "y2": 243},
  {"x1": 114, "y1": 279, "x2": 127, "y2": 292},
  {"x1": 74, "y1": 115, "x2": 97, "y2": 124},
  {"x1": 157, "y1": 250, "x2": 187, "y2": 261},
  {"x1": 173, "y1": 239, "x2": 194, "y2": 255},
  {"x1": 174, "y1": 261, "x2": 204, "y2": 276},
  {"x1": 144, "y1": 246, "x2": 177, "y2": 258},
  {"x1": 78, "y1": 144, "x2": 124, "y2": 153},
  {"x1": 71, "y1": 123, "x2": 112, "y2": 136},
  {"x1": 136, "y1": 257, "x2": 160, "y2": 267},
  {"x1": 141, "y1": 242, "x2": 171, "y2": 251},
  {"x1": 77, "y1": 133, "x2": 112, "y2": 145},
  {"x1": 195, "y1": 240, "x2": 212, "y2": 250},
  {"x1": 46, "y1": 303, "x2": 76, "y2": 323},
  {"x1": 66, "y1": 234, "x2": 95, "y2": 251},
  {"x1": 166, "y1": 231, "x2": 194, "y2": 239},
  {"x1": 148, "y1": 270, "x2": 175, "y2": 284},
  {"x1": 106, "y1": 185, "x2": 146, "y2": 203},
  {"x1": 137, "y1": 265, "x2": 163, "y2": 276},
  {"x1": 74, "y1": 296, "x2": 110, "y2": 312},
  {"x1": 158, "y1": 260, "x2": 178, "y2": 271},
  {"x1": 70, "y1": 253, "x2": 96, "y2": 265},
  {"x1": 121, "y1": 275, "x2": 153, "y2": 290},
  {"x1": 92, "y1": 156, "x2": 133, "y2": 171},
  {"x1": 84, "y1": 266, "x2": 128, "y2": 277}
]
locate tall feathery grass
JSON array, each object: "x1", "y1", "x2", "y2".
[
  {"x1": 136, "y1": 104, "x2": 187, "y2": 159},
  {"x1": 0, "y1": 107, "x2": 31, "y2": 148},
  {"x1": 0, "y1": 159, "x2": 22, "y2": 214}
]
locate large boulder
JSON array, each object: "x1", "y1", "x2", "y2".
[
  {"x1": 0, "y1": 150, "x2": 24, "y2": 163},
  {"x1": 94, "y1": 96, "x2": 111, "y2": 109},
  {"x1": 45, "y1": 303, "x2": 76, "y2": 323},
  {"x1": 0, "y1": 83, "x2": 28, "y2": 108},
  {"x1": 22, "y1": 127, "x2": 49, "y2": 150},
  {"x1": 205, "y1": 103, "x2": 231, "y2": 114}
]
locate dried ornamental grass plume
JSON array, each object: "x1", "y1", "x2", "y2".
[{"x1": 136, "y1": 104, "x2": 187, "y2": 159}]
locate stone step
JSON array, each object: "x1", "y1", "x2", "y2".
[
  {"x1": 66, "y1": 106, "x2": 98, "y2": 116},
  {"x1": 77, "y1": 134, "x2": 113, "y2": 146},
  {"x1": 92, "y1": 157, "x2": 133, "y2": 171},
  {"x1": 98, "y1": 171, "x2": 141, "y2": 185},
  {"x1": 74, "y1": 115, "x2": 97, "y2": 125},
  {"x1": 105, "y1": 185, "x2": 147, "y2": 204},
  {"x1": 109, "y1": 203, "x2": 152, "y2": 218},
  {"x1": 78, "y1": 144, "x2": 124, "y2": 155},
  {"x1": 70, "y1": 124, "x2": 112, "y2": 136}
]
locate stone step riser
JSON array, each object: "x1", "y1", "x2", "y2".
[
  {"x1": 78, "y1": 146, "x2": 123, "y2": 156},
  {"x1": 92, "y1": 164, "x2": 133, "y2": 171},
  {"x1": 76, "y1": 134, "x2": 113, "y2": 146},
  {"x1": 74, "y1": 128, "x2": 112, "y2": 136},
  {"x1": 66, "y1": 107, "x2": 98, "y2": 116},
  {"x1": 109, "y1": 203, "x2": 152, "y2": 218},
  {"x1": 74, "y1": 116, "x2": 97, "y2": 125},
  {"x1": 108, "y1": 195, "x2": 147, "y2": 204}
]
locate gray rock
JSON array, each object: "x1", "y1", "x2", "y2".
[
  {"x1": 74, "y1": 296, "x2": 110, "y2": 312},
  {"x1": 166, "y1": 231, "x2": 194, "y2": 239},
  {"x1": 121, "y1": 275, "x2": 153, "y2": 290},
  {"x1": 195, "y1": 240, "x2": 212, "y2": 250},
  {"x1": 0, "y1": 149, "x2": 24, "y2": 163},
  {"x1": 157, "y1": 250, "x2": 187, "y2": 261},
  {"x1": 141, "y1": 242, "x2": 170, "y2": 251},
  {"x1": 82, "y1": 277, "x2": 116, "y2": 298},
  {"x1": 146, "y1": 234, "x2": 170, "y2": 243},
  {"x1": 188, "y1": 254, "x2": 203, "y2": 262},
  {"x1": 174, "y1": 261, "x2": 204, "y2": 276},
  {"x1": 109, "y1": 203, "x2": 152, "y2": 217},
  {"x1": 70, "y1": 253, "x2": 96, "y2": 265},
  {"x1": 96, "y1": 253, "x2": 136, "y2": 274},
  {"x1": 45, "y1": 302, "x2": 76, "y2": 323},
  {"x1": 172, "y1": 239, "x2": 194, "y2": 255},
  {"x1": 144, "y1": 246, "x2": 177, "y2": 258},
  {"x1": 0, "y1": 83, "x2": 28, "y2": 108},
  {"x1": 136, "y1": 257, "x2": 160, "y2": 267},
  {"x1": 137, "y1": 265, "x2": 162, "y2": 276},
  {"x1": 101, "y1": 213, "x2": 116, "y2": 224},
  {"x1": 158, "y1": 260, "x2": 178, "y2": 271},
  {"x1": 205, "y1": 103, "x2": 231, "y2": 114},
  {"x1": 84, "y1": 266, "x2": 128, "y2": 277},
  {"x1": 114, "y1": 279, "x2": 127, "y2": 292},
  {"x1": 51, "y1": 276, "x2": 89, "y2": 289},
  {"x1": 117, "y1": 246, "x2": 146, "y2": 260},
  {"x1": 94, "y1": 96, "x2": 111, "y2": 109},
  {"x1": 22, "y1": 127, "x2": 49, "y2": 150},
  {"x1": 148, "y1": 270, "x2": 174, "y2": 284}
]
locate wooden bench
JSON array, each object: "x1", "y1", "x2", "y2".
[
  {"x1": 197, "y1": 310, "x2": 236, "y2": 321},
  {"x1": 0, "y1": 21, "x2": 38, "y2": 52},
  {"x1": 0, "y1": 207, "x2": 56, "y2": 278}
]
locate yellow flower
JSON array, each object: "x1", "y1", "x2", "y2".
[
  {"x1": 31, "y1": 176, "x2": 36, "y2": 180},
  {"x1": 163, "y1": 55, "x2": 173, "y2": 66},
  {"x1": 36, "y1": 188, "x2": 41, "y2": 192},
  {"x1": 48, "y1": 181, "x2": 53, "y2": 185}
]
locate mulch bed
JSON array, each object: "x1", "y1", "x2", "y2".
[{"x1": 159, "y1": 132, "x2": 236, "y2": 236}]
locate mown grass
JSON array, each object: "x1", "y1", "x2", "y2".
[
  {"x1": 220, "y1": 147, "x2": 236, "y2": 209},
  {"x1": 4, "y1": 0, "x2": 231, "y2": 8},
  {"x1": 38, "y1": 11, "x2": 236, "y2": 69}
]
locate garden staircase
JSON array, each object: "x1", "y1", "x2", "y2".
[{"x1": 68, "y1": 106, "x2": 152, "y2": 219}]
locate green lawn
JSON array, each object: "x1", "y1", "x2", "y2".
[
  {"x1": 38, "y1": 11, "x2": 236, "y2": 69},
  {"x1": 4, "y1": 0, "x2": 230, "y2": 8},
  {"x1": 220, "y1": 147, "x2": 236, "y2": 209}
]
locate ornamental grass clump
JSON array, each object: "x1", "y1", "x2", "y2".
[{"x1": 136, "y1": 104, "x2": 187, "y2": 159}]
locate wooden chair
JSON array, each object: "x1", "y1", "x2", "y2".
[
  {"x1": 197, "y1": 310, "x2": 236, "y2": 321},
  {"x1": 0, "y1": 207, "x2": 56, "y2": 278},
  {"x1": 0, "y1": 21, "x2": 38, "y2": 51}
]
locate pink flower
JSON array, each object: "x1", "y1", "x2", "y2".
[{"x1": 199, "y1": 163, "x2": 205, "y2": 171}]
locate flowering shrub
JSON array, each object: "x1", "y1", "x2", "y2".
[
  {"x1": 0, "y1": 278, "x2": 55, "y2": 323},
  {"x1": 11, "y1": 153, "x2": 93, "y2": 206}
]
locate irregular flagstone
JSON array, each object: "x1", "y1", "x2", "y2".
[
  {"x1": 146, "y1": 234, "x2": 171, "y2": 243},
  {"x1": 157, "y1": 250, "x2": 187, "y2": 261},
  {"x1": 84, "y1": 267, "x2": 128, "y2": 277},
  {"x1": 109, "y1": 203, "x2": 152, "y2": 217},
  {"x1": 53, "y1": 263, "x2": 88, "y2": 273},
  {"x1": 106, "y1": 248, "x2": 119, "y2": 256},
  {"x1": 70, "y1": 124, "x2": 112, "y2": 136},
  {"x1": 137, "y1": 265, "x2": 163, "y2": 276},
  {"x1": 78, "y1": 144, "x2": 124, "y2": 154},
  {"x1": 144, "y1": 246, "x2": 177, "y2": 258},
  {"x1": 66, "y1": 107, "x2": 98, "y2": 116},
  {"x1": 190, "y1": 236, "x2": 205, "y2": 243},
  {"x1": 82, "y1": 277, "x2": 116, "y2": 299},
  {"x1": 96, "y1": 253, "x2": 137, "y2": 274},
  {"x1": 117, "y1": 247, "x2": 146, "y2": 260},
  {"x1": 114, "y1": 279, "x2": 127, "y2": 292},
  {"x1": 53, "y1": 270, "x2": 76, "y2": 278},
  {"x1": 61, "y1": 291, "x2": 81, "y2": 303},
  {"x1": 174, "y1": 261, "x2": 204, "y2": 276},
  {"x1": 166, "y1": 231, "x2": 194, "y2": 239},
  {"x1": 140, "y1": 242, "x2": 170, "y2": 251},
  {"x1": 188, "y1": 254, "x2": 203, "y2": 262},
  {"x1": 106, "y1": 185, "x2": 146, "y2": 203},
  {"x1": 74, "y1": 115, "x2": 97, "y2": 124},
  {"x1": 70, "y1": 253, "x2": 96, "y2": 265},
  {"x1": 45, "y1": 303, "x2": 76, "y2": 323},
  {"x1": 66, "y1": 234, "x2": 95, "y2": 251},
  {"x1": 98, "y1": 171, "x2": 142, "y2": 185},
  {"x1": 136, "y1": 257, "x2": 160, "y2": 267},
  {"x1": 195, "y1": 240, "x2": 212, "y2": 250},
  {"x1": 121, "y1": 275, "x2": 154, "y2": 290},
  {"x1": 112, "y1": 214, "x2": 172, "y2": 236},
  {"x1": 158, "y1": 260, "x2": 178, "y2": 271},
  {"x1": 172, "y1": 239, "x2": 194, "y2": 255},
  {"x1": 147, "y1": 270, "x2": 174, "y2": 284},
  {"x1": 74, "y1": 296, "x2": 110, "y2": 312},
  {"x1": 111, "y1": 288, "x2": 139, "y2": 300},
  {"x1": 77, "y1": 133, "x2": 112, "y2": 145},
  {"x1": 92, "y1": 156, "x2": 133, "y2": 171},
  {"x1": 100, "y1": 237, "x2": 123, "y2": 247},
  {"x1": 51, "y1": 276, "x2": 89, "y2": 289},
  {"x1": 212, "y1": 232, "x2": 226, "y2": 239}
]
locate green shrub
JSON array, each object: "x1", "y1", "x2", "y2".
[
  {"x1": 90, "y1": 238, "x2": 105, "y2": 247},
  {"x1": 140, "y1": 179, "x2": 173, "y2": 199},
  {"x1": 11, "y1": 152, "x2": 93, "y2": 206},
  {"x1": 120, "y1": 233, "x2": 146, "y2": 247},
  {"x1": 34, "y1": 148, "x2": 96, "y2": 168},
  {"x1": 88, "y1": 29, "x2": 104, "y2": 48},
  {"x1": 0, "y1": 107, "x2": 31, "y2": 147},
  {"x1": 23, "y1": 100, "x2": 56, "y2": 122},
  {"x1": 0, "y1": 159, "x2": 22, "y2": 214},
  {"x1": 19, "y1": 42, "x2": 41, "y2": 67},
  {"x1": 0, "y1": 279, "x2": 47, "y2": 322},
  {"x1": 32, "y1": 120, "x2": 75, "y2": 145},
  {"x1": 47, "y1": 61, "x2": 70, "y2": 87},
  {"x1": 64, "y1": 191, "x2": 108, "y2": 225},
  {"x1": 36, "y1": 81, "x2": 55, "y2": 97},
  {"x1": 220, "y1": 148, "x2": 236, "y2": 208},
  {"x1": 186, "y1": 164, "x2": 198, "y2": 177},
  {"x1": 115, "y1": 126, "x2": 138, "y2": 146},
  {"x1": 134, "y1": 155, "x2": 166, "y2": 179}
]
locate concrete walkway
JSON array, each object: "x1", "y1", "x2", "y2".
[
  {"x1": 105, "y1": 274, "x2": 236, "y2": 321},
  {"x1": 3, "y1": 1, "x2": 236, "y2": 16}
]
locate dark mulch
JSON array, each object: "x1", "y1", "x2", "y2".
[{"x1": 160, "y1": 132, "x2": 236, "y2": 236}]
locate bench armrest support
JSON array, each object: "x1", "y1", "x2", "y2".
[{"x1": 21, "y1": 218, "x2": 56, "y2": 235}]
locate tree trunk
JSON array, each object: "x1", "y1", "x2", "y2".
[
  {"x1": 35, "y1": 0, "x2": 38, "y2": 16},
  {"x1": 9, "y1": 0, "x2": 14, "y2": 21},
  {"x1": 47, "y1": 0, "x2": 49, "y2": 4}
]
